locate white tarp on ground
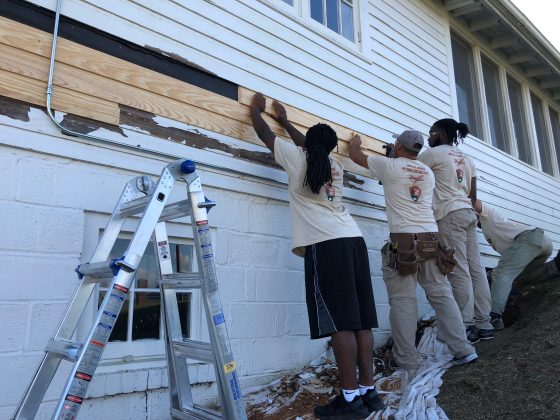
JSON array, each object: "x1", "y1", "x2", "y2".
[
  {"x1": 245, "y1": 317, "x2": 454, "y2": 419},
  {"x1": 372, "y1": 323, "x2": 452, "y2": 420}
]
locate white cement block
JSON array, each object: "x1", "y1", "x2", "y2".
[
  {"x1": 247, "y1": 199, "x2": 291, "y2": 238},
  {"x1": 254, "y1": 269, "x2": 304, "y2": 302},
  {"x1": 0, "y1": 254, "x2": 79, "y2": 301},
  {"x1": 0, "y1": 303, "x2": 28, "y2": 352},
  {"x1": 80, "y1": 392, "x2": 147, "y2": 419},
  {"x1": 27, "y1": 303, "x2": 67, "y2": 351},
  {"x1": 286, "y1": 303, "x2": 309, "y2": 336},
  {"x1": 228, "y1": 234, "x2": 280, "y2": 267},
  {"x1": 216, "y1": 266, "x2": 245, "y2": 302},
  {"x1": 229, "y1": 304, "x2": 275, "y2": 339}
]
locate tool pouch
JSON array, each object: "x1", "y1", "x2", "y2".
[
  {"x1": 415, "y1": 233, "x2": 438, "y2": 259},
  {"x1": 390, "y1": 233, "x2": 418, "y2": 275},
  {"x1": 396, "y1": 249, "x2": 418, "y2": 275},
  {"x1": 437, "y1": 243, "x2": 457, "y2": 274}
]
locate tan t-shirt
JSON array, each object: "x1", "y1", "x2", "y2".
[
  {"x1": 367, "y1": 156, "x2": 438, "y2": 233},
  {"x1": 418, "y1": 145, "x2": 476, "y2": 221},
  {"x1": 477, "y1": 203, "x2": 532, "y2": 255},
  {"x1": 274, "y1": 139, "x2": 362, "y2": 257}
]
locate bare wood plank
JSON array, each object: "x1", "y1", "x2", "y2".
[
  {"x1": 238, "y1": 87, "x2": 386, "y2": 156},
  {"x1": 0, "y1": 70, "x2": 119, "y2": 125},
  {"x1": 0, "y1": 17, "x2": 248, "y2": 123}
]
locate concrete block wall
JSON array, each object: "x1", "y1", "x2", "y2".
[{"x1": 0, "y1": 139, "x2": 426, "y2": 417}]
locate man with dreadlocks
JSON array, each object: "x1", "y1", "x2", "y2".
[
  {"x1": 418, "y1": 118, "x2": 494, "y2": 344},
  {"x1": 349, "y1": 130, "x2": 477, "y2": 374},
  {"x1": 249, "y1": 92, "x2": 384, "y2": 419}
]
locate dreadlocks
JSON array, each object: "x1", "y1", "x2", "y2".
[
  {"x1": 433, "y1": 118, "x2": 470, "y2": 146},
  {"x1": 304, "y1": 123, "x2": 338, "y2": 195}
]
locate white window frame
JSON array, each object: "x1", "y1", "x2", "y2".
[
  {"x1": 448, "y1": 24, "x2": 560, "y2": 178},
  {"x1": 80, "y1": 213, "x2": 208, "y2": 366},
  {"x1": 259, "y1": 0, "x2": 371, "y2": 60}
]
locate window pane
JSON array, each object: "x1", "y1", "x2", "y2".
[
  {"x1": 132, "y1": 292, "x2": 161, "y2": 340},
  {"x1": 341, "y1": 1, "x2": 354, "y2": 41},
  {"x1": 507, "y1": 77, "x2": 531, "y2": 164},
  {"x1": 451, "y1": 37, "x2": 481, "y2": 137},
  {"x1": 281, "y1": 0, "x2": 294, "y2": 5},
  {"x1": 310, "y1": 0, "x2": 324, "y2": 23},
  {"x1": 177, "y1": 292, "x2": 192, "y2": 339},
  {"x1": 102, "y1": 237, "x2": 195, "y2": 343},
  {"x1": 326, "y1": 0, "x2": 339, "y2": 33},
  {"x1": 99, "y1": 291, "x2": 128, "y2": 342},
  {"x1": 549, "y1": 108, "x2": 560, "y2": 170},
  {"x1": 177, "y1": 244, "x2": 194, "y2": 273},
  {"x1": 481, "y1": 57, "x2": 508, "y2": 152},
  {"x1": 530, "y1": 93, "x2": 554, "y2": 175}
]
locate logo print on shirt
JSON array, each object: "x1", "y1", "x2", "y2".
[
  {"x1": 449, "y1": 152, "x2": 466, "y2": 183},
  {"x1": 408, "y1": 174, "x2": 424, "y2": 202}
]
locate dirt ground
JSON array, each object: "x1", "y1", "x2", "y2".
[{"x1": 438, "y1": 280, "x2": 560, "y2": 420}]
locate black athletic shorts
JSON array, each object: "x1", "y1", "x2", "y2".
[{"x1": 303, "y1": 236, "x2": 378, "y2": 339}]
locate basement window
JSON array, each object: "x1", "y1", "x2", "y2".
[
  {"x1": 81, "y1": 214, "x2": 204, "y2": 363},
  {"x1": 99, "y1": 237, "x2": 195, "y2": 342}
]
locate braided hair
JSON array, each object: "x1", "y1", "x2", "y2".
[
  {"x1": 433, "y1": 118, "x2": 470, "y2": 146},
  {"x1": 304, "y1": 123, "x2": 338, "y2": 195}
]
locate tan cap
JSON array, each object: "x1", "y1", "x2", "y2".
[{"x1": 392, "y1": 130, "x2": 424, "y2": 153}]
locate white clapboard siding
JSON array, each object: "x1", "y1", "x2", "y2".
[
  {"x1": 23, "y1": 0, "x2": 560, "y2": 250},
  {"x1": 27, "y1": 0, "x2": 453, "y2": 137}
]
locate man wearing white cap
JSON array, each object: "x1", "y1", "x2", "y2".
[
  {"x1": 349, "y1": 130, "x2": 477, "y2": 371},
  {"x1": 474, "y1": 199, "x2": 560, "y2": 330}
]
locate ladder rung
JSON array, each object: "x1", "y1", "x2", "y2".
[
  {"x1": 45, "y1": 339, "x2": 82, "y2": 362},
  {"x1": 170, "y1": 406, "x2": 221, "y2": 419},
  {"x1": 76, "y1": 261, "x2": 114, "y2": 278},
  {"x1": 77, "y1": 258, "x2": 136, "y2": 280},
  {"x1": 161, "y1": 273, "x2": 203, "y2": 289},
  {"x1": 173, "y1": 339, "x2": 214, "y2": 363},
  {"x1": 159, "y1": 199, "x2": 192, "y2": 222},
  {"x1": 119, "y1": 194, "x2": 152, "y2": 217}
]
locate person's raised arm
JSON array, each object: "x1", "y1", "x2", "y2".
[
  {"x1": 271, "y1": 100, "x2": 306, "y2": 148},
  {"x1": 249, "y1": 92, "x2": 275, "y2": 153},
  {"x1": 348, "y1": 134, "x2": 369, "y2": 169}
]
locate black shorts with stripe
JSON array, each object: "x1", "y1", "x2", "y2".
[{"x1": 304, "y1": 236, "x2": 378, "y2": 339}]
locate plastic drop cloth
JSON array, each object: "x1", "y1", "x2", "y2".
[{"x1": 370, "y1": 322, "x2": 453, "y2": 420}]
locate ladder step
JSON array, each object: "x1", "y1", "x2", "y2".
[
  {"x1": 119, "y1": 194, "x2": 152, "y2": 217},
  {"x1": 45, "y1": 338, "x2": 82, "y2": 362},
  {"x1": 158, "y1": 199, "x2": 192, "y2": 222},
  {"x1": 77, "y1": 258, "x2": 136, "y2": 279},
  {"x1": 170, "y1": 406, "x2": 221, "y2": 419},
  {"x1": 121, "y1": 197, "x2": 193, "y2": 221},
  {"x1": 161, "y1": 273, "x2": 203, "y2": 289},
  {"x1": 173, "y1": 339, "x2": 214, "y2": 363}
]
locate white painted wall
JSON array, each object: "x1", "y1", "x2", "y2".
[{"x1": 0, "y1": 107, "x2": 410, "y2": 418}]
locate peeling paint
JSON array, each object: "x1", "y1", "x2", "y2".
[
  {"x1": 0, "y1": 95, "x2": 31, "y2": 122},
  {"x1": 343, "y1": 171, "x2": 365, "y2": 190},
  {"x1": 119, "y1": 105, "x2": 277, "y2": 168},
  {"x1": 58, "y1": 114, "x2": 126, "y2": 136},
  {"x1": 144, "y1": 45, "x2": 217, "y2": 76}
]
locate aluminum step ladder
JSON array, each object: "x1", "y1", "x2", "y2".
[{"x1": 12, "y1": 159, "x2": 247, "y2": 420}]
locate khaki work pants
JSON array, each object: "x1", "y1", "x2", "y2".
[
  {"x1": 382, "y1": 246, "x2": 474, "y2": 369},
  {"x1": 492, "y1": 228, "x2": 557, "y2": 314},
  {"x1": 438, "y1": 208, "x2": 493, "y2": 330}
]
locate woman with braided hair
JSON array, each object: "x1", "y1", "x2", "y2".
[
  {"x1": 418, "y1": 118, "x2": 494, "y2": 344},
  {"x1": 250, "y1": 92, "x2": 384, "y2": 419}
]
